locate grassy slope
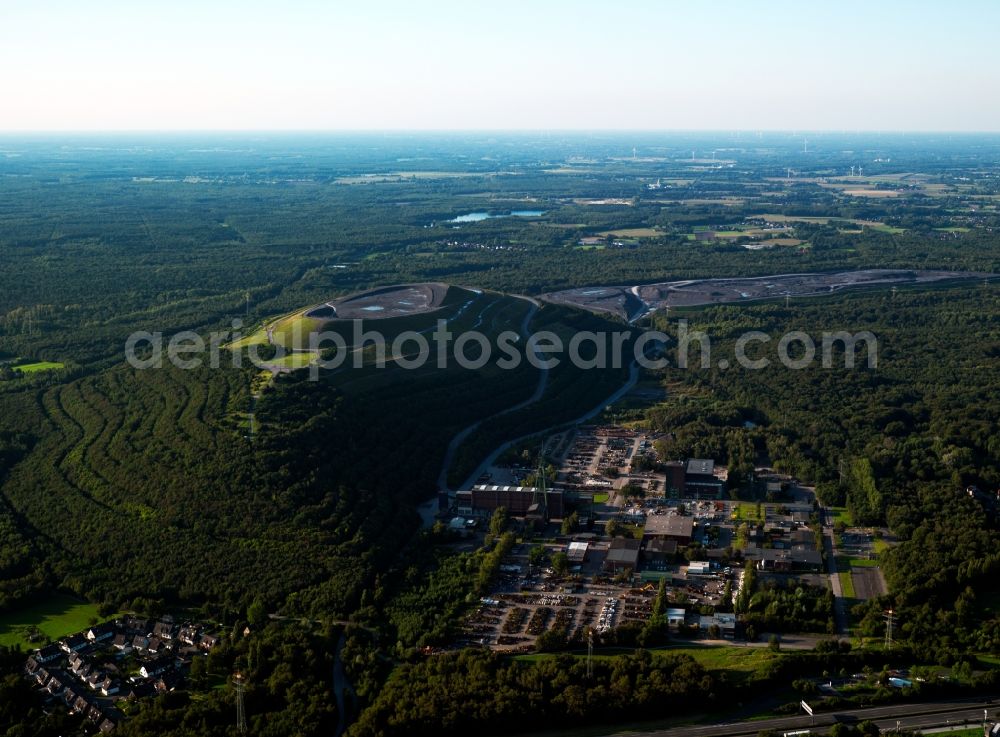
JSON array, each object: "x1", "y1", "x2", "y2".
[
  {"x1": 13, "y1": 361, "x2": 64, "y2": 373},
  {"x1": 0, "y1": 594, "x2": 105, "y2": 648}
]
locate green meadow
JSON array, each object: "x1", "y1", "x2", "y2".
[{"x1": 0, "y1": 595, "x2": 107, "y2": 649}]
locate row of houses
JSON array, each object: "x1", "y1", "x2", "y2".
[
  {"x1": 25, "y1": 616, "x2": 221, "y2": 731},
  {"x1": 24, "y1": 662, "x2": 118, "y2": 732}
]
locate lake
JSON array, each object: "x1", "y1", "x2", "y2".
[{"x1": 448, "y1": 210, "x2": 545, "y2": 223}]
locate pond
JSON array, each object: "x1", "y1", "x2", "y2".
[{"x1": 448, "y1": 210, "x2": 545, "y2": 223}]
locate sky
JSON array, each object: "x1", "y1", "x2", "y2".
[{"x1": 1, "y1": 0, "x2": 998, "y2": 132}]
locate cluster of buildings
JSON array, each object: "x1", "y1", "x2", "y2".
[
  {"x1": 23, "y1": 615, "x2": 220, "y2": 731},
  {"x1": 446, "y1": 432, "x2": 833, "y2": 648},
  {"x1": 450, "y1": 457, "x2": 727, "y2": 525}
]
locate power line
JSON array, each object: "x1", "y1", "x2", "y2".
[
  {"x1": 884, "y1": 609, "x2": 895, "y2": 649},
  {"x1": 234, "y1": 670, "x2": 247, "y2": 734}
]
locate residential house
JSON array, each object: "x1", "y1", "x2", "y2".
[
  {"x1": 156, "y1": 671, "x2": 183, "y2": 693},
  {"x1": 124, "y1": 617, "x2": 150, "y2": 635},
  {"x1": 139, "y1": 655, "x2": 173, "y2": 679},
  {"x1": 152, "y1": 621, "x2": 175, "y2": 640},
  {"x1": 34, "y1": 644, "x2": 62, "y2": 664},
  {"x1": 60, "y1": 634, "x2": 89, "y2": 654},
  {"x1": 86, "y1": 623, "x2": 116, "y2": 642},
  {"x1": 46, "y1": 674, "x2": 66, "y2": 695},
  {"x1": 127, "y1": 682, "x2": 155, "y2": 700}
]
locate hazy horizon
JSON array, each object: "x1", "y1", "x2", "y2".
[{"x1": 3, "y1": 0, "x2": 1000, "y2": 133}]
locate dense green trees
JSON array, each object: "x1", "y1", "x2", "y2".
[
  {"x1": 744, "y1": 582, "x2": 835, "y2": 634},
  {"x1": 348, "y1": 648, "x2": 715, "y2": 737}
]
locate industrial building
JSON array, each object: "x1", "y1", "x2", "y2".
[
  {"x1": 662, "y1": 458, "x2": 726, "y2": 498},
  {"x1": 456, "y1": 484, "x2": 565, "y2": 519},
  {"x1": 641, "y1": 537, "x2": 677, "y2": 568},
  {"x1": 566, "y1": 541, "x2": 589, "y2": 564},
  {"x1": 684, "y1": 458, "x2": 725, "y2": 498},
  {"x1": 643, "y1": 514, "x2": 694, "y2": 544},
  {"x1": 664, "y1": 461, "x2": 686, "y2": 496},
  {"x1": 744, "y1": 546, "x2": 823, "y2": 572},
  {"x1": 604, "y1": 538, "x2": 641, "y2": 573}
]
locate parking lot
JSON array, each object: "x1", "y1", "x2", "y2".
[
  {"x1": 459, "y1": 537, "x2": 742, "y2": 651},
  {"x1": 557, "y1": 428, "x2": 662, "y2": 501}
]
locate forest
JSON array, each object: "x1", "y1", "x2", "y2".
[{"x1": 0, "y1": 132, "x2": 999, "y2": 735}]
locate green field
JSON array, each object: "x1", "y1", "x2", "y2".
[
  {"x1": 830, "y1": 507, "x2": 853, "y2": 526},
  {"x1": 266, "y1": 350, "x2": 319, "y2": 369},
  {"x1": 597, "y1": 227, "x2": 662, "y2": 238},
  {"x1": 0, "y1": 595, "x2": 105, "y2": 649},
  {"x1": 227, "y1": 328, "x2": 271, "y2": 349},
  {"x1": 869, "y1": 223, "x2": 907, "y2": 234},
  {"x1": 839, "y1": 571, "x2": 856, "y2": 599},
  {"x1": 731, "y1": 501, "x2": 764, "y2": 522},
  {"x1": 12, "y1": 360, "x2": 64, "y2": 373},
  {"x1": 849, "y1": 557, "x2": 879, "y2": 568},
  {"x1": 515, "y1": 644, "x2": 778, "y2": 676},
  {"x1": 267, "y1": 312, "x2": 325, "y2": 350}
]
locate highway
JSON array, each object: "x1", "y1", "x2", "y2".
[{"x1": 603, "y1": 699, "x2": 998, "y2": 737}]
